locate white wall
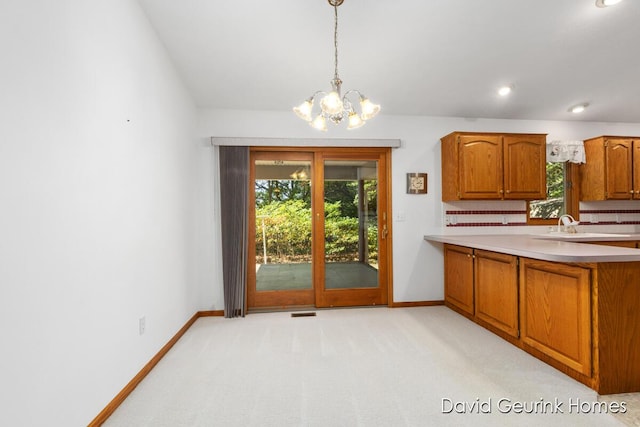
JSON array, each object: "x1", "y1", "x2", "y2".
[
  {"x1": 0, "y1": 1, "x2": 206, "y2": 425},
  {"x1": 198, "y1": 109, "x2": 640, "y2": 303}
]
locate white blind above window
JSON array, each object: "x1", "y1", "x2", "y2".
[{"x1": 547, "y1": 140, "x2": 586, "y2": 164}]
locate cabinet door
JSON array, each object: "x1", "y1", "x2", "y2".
[
  {"x1": 444, "y1": 244, "x2": 474, "y2": 315},
  {"x1": 474, "y1": 250, "x2": 519, "y2": 337},
  {"x1": 605, "y1": 139, "x2": 633, "y2": 199},
  {"x1": 580, "y1": 137, "x2": 607, "y2": 200},
  {"x1": 519, "y1": 258, "x2": 591, "y2": 376},
  {"x1": 458, "y1": 135, "x2": 503, "y2": 199},
  {"x1": 503, "y1": 135, "x2": 546, "y2": 199},
  {"x1": 634, "y1": 140, "x2": 640, "y2": 200}
]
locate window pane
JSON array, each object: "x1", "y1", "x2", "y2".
[
  {"x1": 254, "y1": 159, "x2": 312, "y2": 291},
  {"x1": 324, "y1": 160, "x2": 379, "y2": 290},
  {"x1": 529, "y1": 162, "x2": 566, "y2": 219}
]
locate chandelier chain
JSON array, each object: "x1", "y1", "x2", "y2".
[{"x1": 333, "y1": 1, "x2": 340, "y2": 83}]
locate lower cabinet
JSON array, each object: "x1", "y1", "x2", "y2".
[
  {"x1": 443, "y1": 245, "x2": 474, "y2": 315},
  {"x1": 443, "y1": 245, "x2": 518, "y2": 337},
  {"x1": 474, "y1": 250, "x2": 519, "y2": 338},
  {"x1": 444, "y1": 245, "x2": 591, "y2": 377},
  {"x1": 441, "y1": 242, "x2": 640, "y2": 394},
  {"x1": 519, "y1": 258, "x2": 592, "y2": 376}
]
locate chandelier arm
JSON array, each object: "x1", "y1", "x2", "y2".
[
  {"x1": 343, "y1": 89, "x2": 365, "y2": 100},
  {"x1": 309, "y1": 90, "x2": 328, "y2": 101},
  {"x1": 342, "y1": 97, "x2": 355, "y2": 112}
]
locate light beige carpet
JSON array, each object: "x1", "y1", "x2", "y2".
[{"x1": 104, "y1": 306, "x2": 638, "y2": 426}]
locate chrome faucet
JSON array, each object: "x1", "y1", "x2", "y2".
[{"x1": 558, "y1": 214, "x2": 580, "y2": 233}]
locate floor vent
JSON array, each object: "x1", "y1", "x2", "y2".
[{"x1": 291, "y1": 312, "x2": 317, "y2": 318}]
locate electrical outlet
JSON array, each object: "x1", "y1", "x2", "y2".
[{"x1": 139, "y1": 316, "x2": 146, "y2": 335}]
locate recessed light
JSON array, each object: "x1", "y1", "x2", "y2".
[
  {"x1": 498, "y1": 86, "x2": 512, "y2": 96},
  {"x1": 596, "y1": 0, "x2": 622, "y2": 8},
  {"x1": 569, "y1": 103, "x2": 589, "y2": 114}
]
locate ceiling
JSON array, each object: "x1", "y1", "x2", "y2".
[{"x1": 137, "y1": 0, "x2": 640, "y2": 123}]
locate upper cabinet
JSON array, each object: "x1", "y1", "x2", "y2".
[
  {"x1": 580, "y1": 136, "x2": 640, "y2": 200},
  {"x1": 441, "y1": 132, "x2": 547, "y2": 201}
]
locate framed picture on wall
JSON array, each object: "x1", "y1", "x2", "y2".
[{"x1": 406, "y1": 173, "x2": 427, "y2": 194}]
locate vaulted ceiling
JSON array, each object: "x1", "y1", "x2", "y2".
[{"x1": 137, "y1": 0, "x2": 640, "y2": 123}]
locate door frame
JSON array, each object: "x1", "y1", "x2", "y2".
[{"x1": 246, "y1": 146, "x2": 393, "y2": 310}]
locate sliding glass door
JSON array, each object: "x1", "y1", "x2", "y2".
[
  {"x1": 314, "y1": 152, "x2": 389, "y2": 308},
  {"x1": 247, "y1": 148, "x2": 390, "y2": 310}
]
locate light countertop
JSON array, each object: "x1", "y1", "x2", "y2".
[{"x1": 424, "y1": 233, "x2": 640, "y2": 263}]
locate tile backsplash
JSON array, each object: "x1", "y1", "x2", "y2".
[
  {"x1": 579, "y1": 201, "x2": 640, "y2": 225},
  {"x1": 444, "y1": 201, "x2": 527, "y2": 227},
  {"x1": 443, "y1": 200, "x2": 640, "y2": 227}
]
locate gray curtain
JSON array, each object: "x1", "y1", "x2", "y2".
[{"x1": 219, "y1": 146, "x2": 249, "y2": 318}]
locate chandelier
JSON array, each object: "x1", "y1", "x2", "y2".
[{"x1": 293, "y1": 0, "x2": 380, "y2": 131}]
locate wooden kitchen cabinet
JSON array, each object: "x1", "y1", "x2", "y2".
[
  {"x1": 474, "y1": 250, "x2": 519, "y2": 338},
  {"x1": 443, "y1": 245, "x2": 518, "y2": 337},
  {"x1": 433, "y1": 236, "x2": 640, "y2": 394},
  {"x1": 580, "y1": 136, "x2": 640, "y2": 200},
  {"x1": 441, "y1": 132, "x2": 547, "y2": 201},
  {"x1": 519, "y1": 258, "x2": 592, "y2": 376},
  {"x1": 443, "y1": 244, "x2": 474, "y2": 315}
]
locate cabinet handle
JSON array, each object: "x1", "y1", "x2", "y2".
[
  {"x1": 631, "y1": 191, "x2": 635, "y2": 194},
  {"x1": 499, "y1": 189, "x2": 504, "y2": 194},
  {"x1": 505, "y1": 190, "x2": 511, "y2": 194}
]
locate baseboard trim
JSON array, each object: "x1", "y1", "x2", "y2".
[
  {"x1": 390, "y1": 300, "x2": 445, "y2": 308},
  {"x1": 89, "y1": 310, "x2": 222, "y2": 426},
  {"x1": 198, "y1": 310, "x2": 225, "y2": 317}
]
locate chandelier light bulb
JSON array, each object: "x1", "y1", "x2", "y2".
[
  {"x1": 320, "y1": 91, "x2": 343, "y2": 115},
  {"x1": 360, "y1": 98, "x2": 380, "y2": 120},
  {"x1": 310, "y1": 114, "x2": 328, "y2": 131},
  {"x1": 347, "y1": 112, "x2": 365, "y2": 129},
  {"x1": 293, "y1": 100, "x2": 313, "y2": 122}
]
